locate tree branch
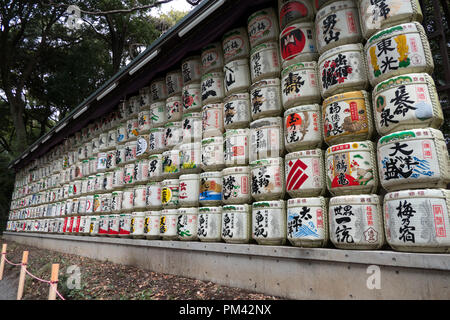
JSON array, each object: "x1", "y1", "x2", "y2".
[{"x1": 43, "y1": 0, "x2": 177, "y2": 16}]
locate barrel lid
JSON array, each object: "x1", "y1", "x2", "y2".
[
  {"x1": 222, "y1": 166, "x2": 250, "y2": 175},
  {"x1": 248, "y1": 7, "x2": 276, "y2": 23},
  {"x1": 166, "y1": 95, "x2": 182, "y2": 102},
  {"x1": 323, "y1": 90, "x2": 368, "y2": 106},
  {"x1": 202, "y1": 136, "x2": 223, "y2": 144},
  {"x1": 285, "y1": 149, "x2": 322, "y2": 159},
  {"x1": 250, "y1": 117, "x2": 282, "y2": 129},
  {"x1": 281, "y1": 61, "x2": 317, "y2": 77},
  {"x1": 202, "y1": 103, "x2": 223, "y2": 110},
  {"x1": 317, "y1": 0, "x2": 357, "y2": 17},
  {"x1": 146, "y1": 210, "x2": 161, "y2": 215},
  {"x1": 378, "y1": 128, "x2": 441, "y2": 145},
  {"x1": 252, "y1": 200, "x2": 285, "y2": 209},
  {"x1": 164, "y1": 121, "x2": 181, "y2": 128},
  {"x1": 150, "y1": 100, "x2": 165, "y2": 107},
  {"x1": 149, "y1": 154, "x2": 162, "y2": 159},
  {"x1": 329, "y1": 194, "x2": 380, "y2": 205},
  {"x1": 149, "y1": 127, "x2": 165, "y2": 133},
  {"x1": 385, "y1": 189, "x2": 447, "y2": 201},
  {"x1": 224, "y1": 58, "x2": 249, "y2": 67},
  {"x1": 178, "y1": 207, "x2": 198, "y2": 214},
  {"x1": 162, "y1": 208, "x2": 179, "y2": 214},
  {"x1": 250, "y1": 157, "x2": 283, "y2": 167},
  {"x1": 250, "y1": 78, "x2": 280, "y2": 91},
  {"x1": 284, "y1": 104, "x2": 320, "y2": 115},
  {"x1": 327, "y1": 141, "x2": 373, "y2": 154},
  {"x1": 182, "y1": 112, "x2": 202, "y2": 119},
  {"x1": 366, "y1": 22, "x2": 422, "y2": 47},
  {"x1": 222, "y1": 26, "x2": 248, "y2": 40},
  {"x1": 318, "y1": 43, "x2": 363, "y2": 64},
  {"x1": 201, "y1": 72, "x2": 224, "y2": 80},
  {"x1": 179, "y1": 173, "x2": 200, "y2": 180},
  {"x1": 374, "y1": 73, "x2": 434, "y2": 94},
  {"x1": 200, "y1": 171, "x2": 222, "y2": 178},
  {"x1": 199, "y1": 206, "x2": 223, "y2": 213},
  {"x1": 133, "y1": 211, "x2": 146, "y2": 216},
  {"x1": 223, "y1": 204, "x2": 250, "y2": 212},
  {"x1": 161, "y1": 179, "x2": 179, "y2": 185},
  {"x1": 146, "y1": 181, "x2": 161, "y2": 186},
  {"x1": 223, "y1": 92, "x2": 250, "y2": 103},
  {"x1": 182, "y1": 82, "x2": 201, "y2": 90},
  {"x1": 224, "y1": 128, "x2": 250, "y2": 137}
]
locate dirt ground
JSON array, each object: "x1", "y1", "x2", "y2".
[{"x1": 0, "y1": 237, "x2": 283, "y2": 300}]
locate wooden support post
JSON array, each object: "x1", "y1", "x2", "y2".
[
  {"x1": 0, "y1": 244, "x2": 6, "y2": 280},
  {"x1": 48, "y1": 264, "x2": 59, "y2": 300},
  {"x1": 17, "y1": 251, "x2": 28, "y2": 300}
]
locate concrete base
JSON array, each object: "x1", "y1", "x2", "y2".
[{"x1": 3, "y1": 232, "x2": 450, "y2": 299}]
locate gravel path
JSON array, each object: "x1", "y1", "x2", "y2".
[{"x1": 0, "y1": 272, "x2": 19, "y2": 300}]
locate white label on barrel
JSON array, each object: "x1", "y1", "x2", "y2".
[{"x1": 287, "y1": 205, "x2": 325, "y2": 240}]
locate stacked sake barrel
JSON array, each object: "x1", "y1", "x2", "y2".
[
  {"x1": 6, "y1": 0, "x2": 450, "y2": 254},
  {"x1": 314, "y1": 0, "x2": 386, "y2": 250},
  {"x1": 358, "y1": 0, "x2": 450, "y2": 253}
]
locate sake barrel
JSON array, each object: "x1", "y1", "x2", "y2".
[
  {"x1": 285, "y1": 149, "x2": 326, "y2": 197},
  {"x1": 315, "y1": 0, "x2": 362, "y2": 54},
  {"x1": 118, "y1": 213, "x2": 132, "y2": 237},
  {"x1": 131, "y1": 211, "x2": 146, "y2": 239},
  {"x1": 365, "y1": 22, "x2": 433, "y2": 87},
  {"x1": 106, "y1": 150, "x2": 116, "y2": 172},
  {"x1": 98, "y1": 215, "x2": 110, "y2": 236},
  {"x1": 224, "y1": 129, "x2": 250, "y2": 167},
  {"x1": 199, "y1": 171, "x2": 223, "y2": 206},
  {"x1": 223, "y1": 93, "x2": 251, "y2": 130},
  {"x1": 182, "y1": 112, "x2": 202, "y2": 143},
  {"x1": 121, "y1": 187, "x2": 134, "y2": 212},
  {"x1": 201, "y1": 42, "x2": 224, "y2": 74},
  {"x1": 126, "y1": 117, "x2": 139, "y2": 141},
  {"x1": 250, "y1": 79, "x2": 283, "y2": 120},
  {"x1": 222, "y1": 204, "x2": 252, "y2": 244},
  {"x1": 123, "y1": 163, "x2": 135, "y2": 186},
  {"x1": 202, "y1": 103, "x2": 224, "y2": 138},
  {"x1": 165, "y1": 96, "x2": 183, "y2": 122},
  {"x1": 146, "y1": 181, "x2": 162, "y2": 210},
  {"x1": 181, "y1": 56, "x2": 202, "y2": 85},
  {"x1": 162, "y1": 148, "x2": 181, "y2": 178},
  {"x1": 281, "y1": 62, "x2": 321, "y2": 109},
  {"x1": 252, "y1": 200, "x2": 287, "y2": 245},
  {"x1": 198, "y1": 206, "x2": 222, "y2": 242},
  {"x1": 222, "y1": 27, "x2": 250, "y2": 64},
  {"x1": 112, "y1": 167, "x2": 124, "y2": 190},
  {"x1": 372, "y1": 73, "x2": 443, "y2": 136},
  {"x1": 284, "y1": 104, "x2": 322, "y2": 152},
  {"x1": 201, "y1": 72, "x2": 225, "y2": 105},
  {"x1": 278, "y1": 0, "x2": 315, "y2": 29},
  {"x1": 322, "y1": 90, "x2": 374, "y2": 145},
  {"x1": 201, "y1": 136, "x2": 225, "y2": 172},
  {"x1": 177, "y1": 207, "x2": 198, "y2": 241},
  {"x1": 377, "y1": 128, "x2": 450, "y2": 191},
  {"x1": 329, "y1": 194, "x2": 384, "y2": 249},
  {"x1": 150, "y1": 78, "x2": 168, "y2": 102},
  {"x1": 358, "y1": 0, "x2": 423, "y2": 39},
  {"x1": 144, "y1": 210, "x2": 161, "y2": 240},
  {"x1": 250, "y1": 117, "x2": 284, "y2": 162},
  {"x1": 138, "y1": 109, "x2": 151, "y2": 134},
  {"x1": 116, "y1": 124, "x2": 127, "y2": 145},
  {"x1": 248, "y1": 8, "x2": 279, "y2": 48},
  {"x1": 250, "y1": 157, "x2": 286, "y2": 201},
  {"x1": 222, "y1": 166, "x2": 251, "y2": 205},
  {"x1": 180, "y1": 142, "x2": 202, "y2": 174},
  {"x1": 182, "y1": 83, "x2": 202, "y2": 113},
  {"x1": 280, "y1": 22, "x2": 318, "y2": 68},
  {"x1": 326, "y1": 141, "x2": 379, "y2": 196},
  {"x1": 383, "y1": 189, "x2": 450, "y2": 253},
  {"x1": 164, "y1": 121, "x2": 182, "y2": 150},
  {"x1": 319, "y1": 43, "x2": 369, "y2": 98},
  {"x1": 165, "y1": 70, "x2": 183, "y2": 97},
  {"x1": 139, "y1": 86, "x2": 151, "y2": 110},
  {"x1": 161, "y1": 179, "x2": 179, "y2": 208},
  {"x1": 287, "y1": 197, "x2": 328, "y2": 247},
  {"x1": 224, "y1": 59, "x2": 251, "y2": 95},
  {"x1": 148, "y1": 154, "x2": 163, "y2": 182},
  {"x1": 148, "y1": 127, "x2": 166, "y2": 155},
  {"x1": 111, "y1": 191, "x2": 123, "y2": 213},
  {"x1": 89, "y1": 216, "x2": 99, "y2": 236},
  {"x1": 178, "y1": 174, "x2": 200, "y2": 207},
  {"x1": 133, "y1": 185, "x2": 147, "y2": 210},
  {"x1": 150, "y1": 101, "x2": 167, "y2": 127},
  {"x1": 250, "y1": 43, "x2": 281, "y2": 83},
  {"x1": 160, "y1": 209, "x2": 179, "y2": 240},
  {"x1": 136, "y1": 134, "x2": 150, "y2": 159}
]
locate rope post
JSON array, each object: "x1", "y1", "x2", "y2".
[
  {"x1": 0, "y1": 244, "x2": 6, "y2": 280},
  {"x1": 17, "y1": 251, "x2": 28, "y2": 300},
  {"x1": 48, "y1": 264, "x2": 59, "y2": 300}
]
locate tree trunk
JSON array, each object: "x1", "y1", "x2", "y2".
[{"x1": 9, "y1": 97, "x2": 27, "y2": 154}]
